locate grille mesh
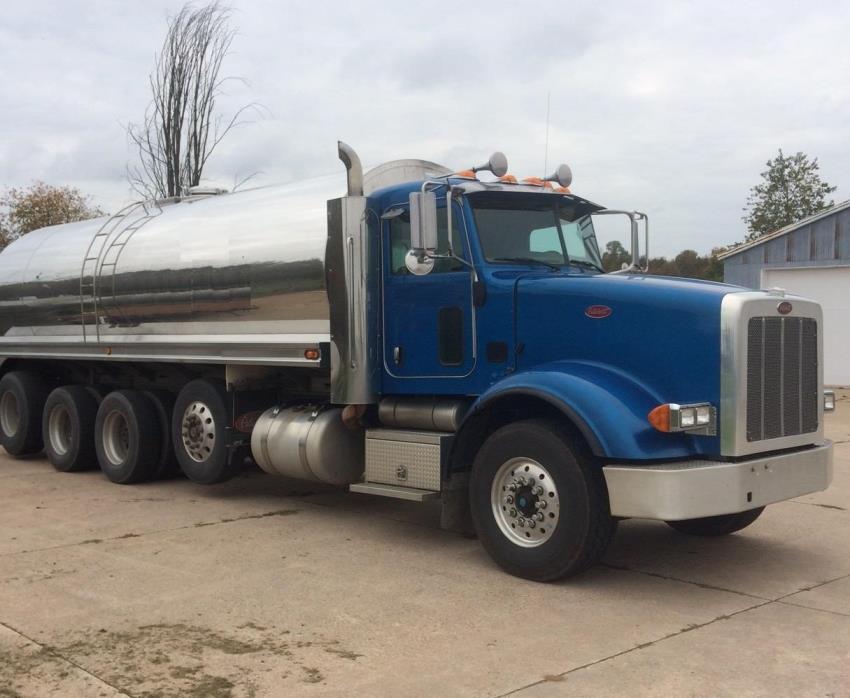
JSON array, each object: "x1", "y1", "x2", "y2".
[{"x1": 746, "y1": 316, "x2": 818, "y2": 442}]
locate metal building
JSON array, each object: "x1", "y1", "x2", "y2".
[{"x1": 719, "y1": 201, "x2": 850, "y2": 385}]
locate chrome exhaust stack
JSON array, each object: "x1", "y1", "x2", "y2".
[{"x1": 338, "y1": 141, "x2": 364, "y2": 197}]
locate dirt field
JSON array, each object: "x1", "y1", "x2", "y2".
[{"x1": 1, "y1": 394, "x2": 848, "y2": 697}]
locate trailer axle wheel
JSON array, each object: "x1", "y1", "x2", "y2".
[
  {"x1": 42, "y1": 386, "x2": 98, "y2": 472},
  {"x1": 95, "y1": 390, "x2": 161, "y2": 485},
  {"x1": 0, "y1": 370, "x2": 49, "y2": 456}
]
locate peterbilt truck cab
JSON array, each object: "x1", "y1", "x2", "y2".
[{"x1": 0, "y1": 143, "x2": 834, "y2": 581}]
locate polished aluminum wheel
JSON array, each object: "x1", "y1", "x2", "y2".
[
  {"x1": 102, "y1": 410, "x2": 130, "y2": 466},
  {"x1": 491, "y1": 457, "x2": 560, "y2": 548},
  {"x1": 181, "y1": 401, "x2": 216, "y2": 463},
  {"x1": 47, "y1": 403, "x2": 73, "y2": 457},
  {"x1": 0, "y1": 390, "x2": 20, "y2": 437}
]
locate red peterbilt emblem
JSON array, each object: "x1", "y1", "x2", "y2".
[
  {"x1": 777, "y1": 301, "x2": 793, "y2": 315},
  {"x1": 585, "y1": 305, "x2": 612, "y2": 319}
]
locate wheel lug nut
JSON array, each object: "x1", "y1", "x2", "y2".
[
  {"x1": 509, "y1": 508, "x2": 517, "y2": 518},
  {"x1": 517, "y1": 517, "x2": 526, "y2": 527},
  {"x1": 508, "y1": 483, "x2": 517, "y2": 492},
  {"x1": 535, "y1": 512, "x2": 544, "y2": 522},
  {"x1": 533, "y1": 485, "x2": 544, "y2": 496},
  {"x1": 535, "y1": 500, "x2": 547, "y2": 509},
  {"x1": 505, "y1": 495, "x2": 514, "y2": 504},
  {"x1": 528, "y1": 519, "x2": 536, "y2": 529}
]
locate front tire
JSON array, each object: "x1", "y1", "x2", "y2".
[
  {"x1": 172, "y1": 379, "x2": 236, "y2": 484},
  {"x1": 95, "y1": 390, "x2": 161, "y2": 484},
  {"x1": 470, "y1": 419, "x2": 617, "y2": 582},
  {"x1": 0, "y1": 370, "x2": 49, "y2": 456},
  {"x1": 666, "y1": 507, "x2": 765, "y2": 537},
  {"x1": 42, "y1": 386, "x2": 99, "y2": 472}
]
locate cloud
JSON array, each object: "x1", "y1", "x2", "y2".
[{"x1": 1, "y1": 0, "x2": 848, "y2": 256}]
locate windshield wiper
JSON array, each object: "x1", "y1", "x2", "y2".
[
  {"x1": 567, "y1": 259, "x2": 604, "y2": 273},
  {"x1": 492, "y1": 257, "x2": 561, "y2": 271}
]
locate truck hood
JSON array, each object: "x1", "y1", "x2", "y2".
[{"x1": 514, "y1": 272, "x2": 741, "y2": 412}]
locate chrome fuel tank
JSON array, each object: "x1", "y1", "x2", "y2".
[{"x1": 0, "y1": 174, "x2": 345, "y2": 367}]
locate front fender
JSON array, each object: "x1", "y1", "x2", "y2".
[{"x1": 467, "y1": 361, "x2": 705, "y2": 460}]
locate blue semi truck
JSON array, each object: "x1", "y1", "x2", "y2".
[{"x1": 0, "y1": 143, "x2": 834, "y2": 580}]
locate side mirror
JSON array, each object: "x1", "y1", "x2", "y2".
[{"x1": 409, "y1": 191, "x2": 438, "y2": 251}]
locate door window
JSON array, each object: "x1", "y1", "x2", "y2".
[{"x1": 388, "y1": 205, "x2": 466, "y2": 275}]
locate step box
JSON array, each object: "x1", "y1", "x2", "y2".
[{"x1": 360, "y1": 429, "x2": 453, "y2": 493}]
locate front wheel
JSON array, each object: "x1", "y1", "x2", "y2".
[
  {"x1": 666, "y1": 507, "x2": 765, "y2": 537},
  {"x1": 470, "y1": 419, "x2": 617, "y2": 582}
]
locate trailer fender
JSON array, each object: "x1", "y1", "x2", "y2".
[{"x1": 456, "y1": 361, "x2": 698, "y2": 463}]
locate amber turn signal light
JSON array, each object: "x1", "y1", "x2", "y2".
[
  {"x1": 304, "y1": 348, "x2": 320, "y2": 361},
  {"x1": 648, "y1": 404, "x2": 671, "y2": 432}
]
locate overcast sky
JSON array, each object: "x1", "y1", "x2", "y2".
[{"x1": 1, "y1": 1, "x2": 848, "y2": 257}]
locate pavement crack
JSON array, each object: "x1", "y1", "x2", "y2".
[
  {"x1": 788, "y1": 500, "x2": 847, "y2": 511},
  {"x1": 2, "y1": 508, "x2": 302, "y2": 558},
  {"x1": 599, "y1": 562, "x2": 770, "y2": 601},
  {"x1": 772, "y1": 571, "x2": 850, "y2": 601},
  {"x1": 777, "y1": 600, "x2": 850, "y2": 619},
  {"x1": 494, "y1": 599, "x2": 773, "y2": 697},
  {"x1": 0, "y1": 618, "x2": 132, "y2": 697}
]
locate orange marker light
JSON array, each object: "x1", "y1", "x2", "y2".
[
  {"x1": 499, "y1": 174, "x2": 518, "y2": 183},
  {"x1": 522, "y1": 176, "x2": 544, "y2": 186},
  {"x1": 648, "y1": 404, "x2": 671, "y2": 432},
  {"x1": 304, "y1": 348, "x2": 320, "y2": 361},
  {"x1": 455, "y1": 169, "x2": 477, "y2": 179}
]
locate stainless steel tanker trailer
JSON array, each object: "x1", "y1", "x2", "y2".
[{"x1": 0, "y1": 142, "x2": 834, "y2": 581}]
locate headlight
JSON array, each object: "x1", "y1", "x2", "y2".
[{"x1": 648, "y1": 402, "x2": 716, "y2": 435}]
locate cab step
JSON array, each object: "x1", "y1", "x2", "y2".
[{"x1": 349, "y1": 482, "x2": 440, "y2": 501}]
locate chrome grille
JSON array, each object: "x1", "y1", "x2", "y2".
[{"x1": 746, "y1": 316, "x2": 818, "y2": 441}]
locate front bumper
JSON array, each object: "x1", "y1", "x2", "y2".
[{"x1": 603, "y1": 441, "x2": 833, "y2": 521}]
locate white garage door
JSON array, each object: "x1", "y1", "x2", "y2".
[{"x1": 762, "y1": 266, "x2": 850, "y2": 386}]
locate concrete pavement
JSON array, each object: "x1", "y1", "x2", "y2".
[{"x1": 1, "y1": 395, "x2": 848, "y2": 697}]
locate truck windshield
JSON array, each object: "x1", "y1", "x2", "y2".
[{"x1": 469, "y1": 193, "x2": 603, "y2": 272}]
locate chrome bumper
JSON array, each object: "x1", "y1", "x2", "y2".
[{"x1": 603, "y1": 441, "x2": 833, "y2": 521}]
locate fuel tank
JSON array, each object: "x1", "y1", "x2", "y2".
[{"x1": 0, "y1": 175, "x2": 344, "y2": 365}]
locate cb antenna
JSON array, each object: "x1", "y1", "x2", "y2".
[{"x1": 544, "y1": 91, "x2": 551, "y2": 174}]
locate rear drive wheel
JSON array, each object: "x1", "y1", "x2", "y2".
[
  {"x1": 172, "y1": 379, "x2": 235, "y2": 484},
  {"x1": 666, "y1": 507, "x2": 765, "y2": 536},
  {"x1": 95, "y1": 390, "x2": 161, "y2": 484},
  {"x1": 42, "y1": 386, "x2": 98, "y2": 472},
  {"x1": 0, "y1": 370, "x2": 49, "y2": 456},
  {"x1": 141, "y1": 389, "x2": 180, "y2": 479},
  {"x1": 470, "y1": 419, "x2": 617, "y2": 582}
]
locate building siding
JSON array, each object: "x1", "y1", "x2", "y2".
[{"x1": 722, "y1": 206, "x2": 850, "y2": 288}]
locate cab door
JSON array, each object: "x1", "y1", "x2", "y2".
[{"x1": 382, "y1": 201, "x2": 475, "y2": 379}]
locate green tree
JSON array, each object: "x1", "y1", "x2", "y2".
[
  {"x1": 743, "y1": 149, "x2": 836, "y2": 240},
  {"x1": 602, "y1": 240, "x2": 631, "y2": 272},
  {"x1": 0, "y1": 182, "x2": 104, "y2": 248}
]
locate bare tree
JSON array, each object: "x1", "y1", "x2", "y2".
[{"x1": 128, "y1": 2, "x2": 256, "y2": 199}]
